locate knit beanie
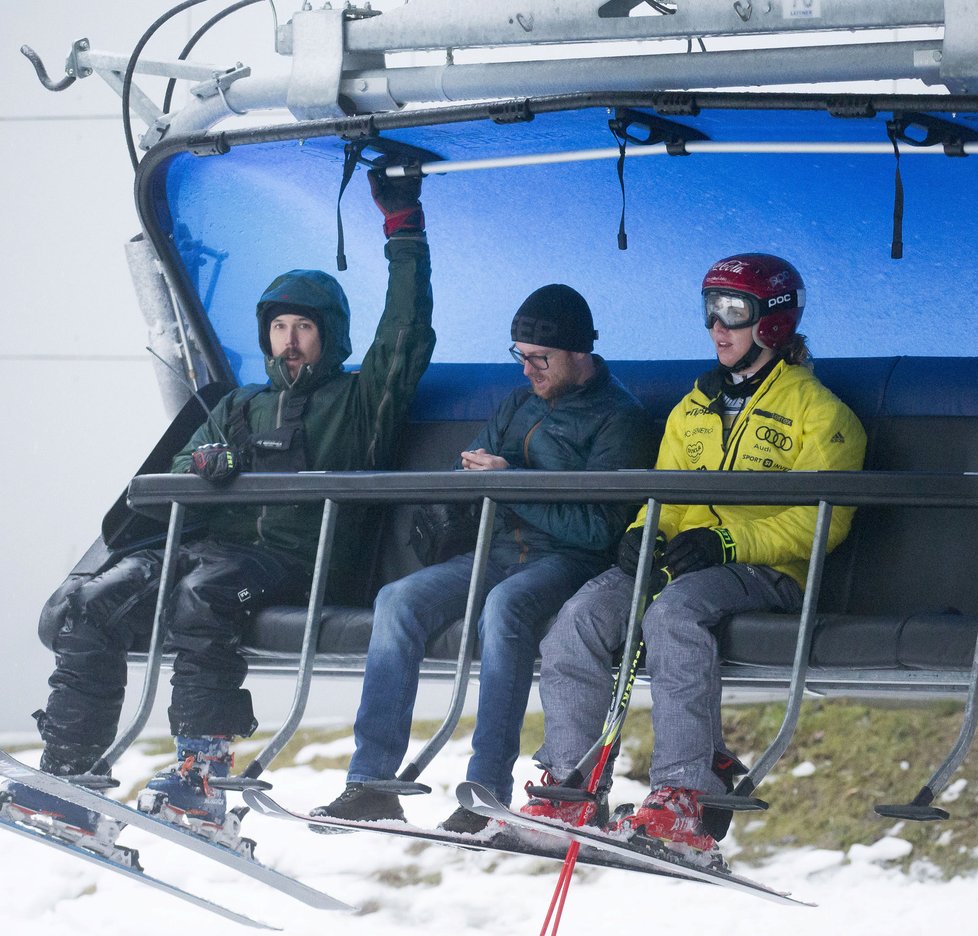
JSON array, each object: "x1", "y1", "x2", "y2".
[{"x1": 510, "y1": 284, "x2": 597, "y2": 352}]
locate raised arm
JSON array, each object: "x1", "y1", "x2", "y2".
[{"x1": 355, "y1": 169, "x2": 436, "y2": 468}]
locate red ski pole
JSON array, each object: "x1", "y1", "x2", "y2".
[{"x1": 537, "y1": 501, "x2": 662, "y2": 935}]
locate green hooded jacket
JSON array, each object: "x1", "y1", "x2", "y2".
[{"x1": 172, "y1": 237, "x2": 435, "y2": 589}]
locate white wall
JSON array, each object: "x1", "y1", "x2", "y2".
[
  {"x1": 2, "y1": 2, "x2": 172, "y2": 738},
  {"x1": 0, "y1": 2, "x2": 449, "y2": 742}
]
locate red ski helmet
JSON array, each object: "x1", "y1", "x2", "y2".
[{"x1": 702, "y1": 253, "x2": 806, "y2": 351}]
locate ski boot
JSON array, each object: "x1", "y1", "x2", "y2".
[
  {"x1": 604, "y1": 786, "x2": 727, "y2": 870},
  {"x1": 439, "y1": 805, "x2": 491, "y2": 835},
  {"x1": 309, "y1": 782, "x2": 405, "y2": 834},
  {"x1": 137, "y1": 736, "x2": 255, "y2": 859},
  {"x1": 0, "y1": 780, "x2": 138, "y2": 868}
]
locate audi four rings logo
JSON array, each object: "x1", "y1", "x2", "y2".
[{"x1": 756, "y1": 426, "x2": 793, "y2": 450}]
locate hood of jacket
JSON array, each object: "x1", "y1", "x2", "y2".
[{"x1": 256, "y1": 269, "x2": 353, "y2": 387}]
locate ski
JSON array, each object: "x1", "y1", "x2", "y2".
[
  {"x1": 242, "y1": 788, "x2": 693, "y2": 880},
  {"x1": 456, "y1": 782, "x2": 813, "y2": 907},
  {"x1": 0, "y1": 749, "x2": 351, "y2": 912},
  {"x1": 0, "y1": 811, "x2": 277, "y2": 929}
]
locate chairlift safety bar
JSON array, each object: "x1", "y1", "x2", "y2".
[{"x1": 385, "y1": 140, "x2": 978, "y2": 178}]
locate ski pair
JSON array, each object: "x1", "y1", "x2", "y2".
[
  {"x1": 0, "y1": 809, "x2": 274, "y2": 930},
  {"x1": 0, "y1": 748, "x2": 351, "y2": 927},
  {"x1": 241, "y1": 786, "x2": 809, "y2": 906},
  {"x1": 242, "y1": 787, "x2": 690, "y2": 879}
]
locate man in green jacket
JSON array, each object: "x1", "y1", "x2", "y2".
[{"x1": 18, "y1": 171, "x2": 435, "y2": 852}]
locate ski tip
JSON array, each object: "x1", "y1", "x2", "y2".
[
  {"x1": 241, "y1": 788, "x2": 279, "y2": 816},
  {"x1": 455, "y1": 782, "x2": 505, "y2": 819}
]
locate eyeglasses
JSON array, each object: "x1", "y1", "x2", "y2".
[
  {"x1": 509, "y1": 344, "x2": 550, "y2": 370},
  {"x1": 703, "y1": 290, "x2": 760, "y2": 331}
]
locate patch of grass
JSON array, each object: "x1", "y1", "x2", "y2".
[
  {"x1": 619, "y1": 698, "x2": 978, "y2": 878},
  {"x1": 137, "y1": 737, "x2": 180, "y2": 759},
  {"x1": 231, "y1": 723, "x2": 361, "y2": 774},
  {"x1": 520, "y1": 712, "x2": 546, "y2": 758},
  {"x1": 221, "y1": 715, "x2": 480, "y2": 776}
]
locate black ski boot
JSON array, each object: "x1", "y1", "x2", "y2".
[{"x1": 309, "y1": 782, "x2": 405, "y2": 832}]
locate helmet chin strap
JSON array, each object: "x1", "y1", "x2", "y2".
[{"x1": 718, "y1": 340, "x2": 764, "y2": 375}]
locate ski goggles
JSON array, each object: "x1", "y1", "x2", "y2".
[{"x1": 703, "y1": 290, "x2": 761, "y2": 330}]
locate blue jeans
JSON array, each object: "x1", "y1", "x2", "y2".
[
  {"x1": 535, "y1": 563, "x2": 803, "y2": 795},
  {"x1": 348, "y1": 548, "x2": 605, "y2": 804}
]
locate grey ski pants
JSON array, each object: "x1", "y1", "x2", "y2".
[{"x1": 534, "y1": 563, "x2": 803, "y2": 795}]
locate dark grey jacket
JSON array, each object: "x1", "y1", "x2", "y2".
[{"x1": 463, "y1": 356, "x2": 651, "y2": 562}]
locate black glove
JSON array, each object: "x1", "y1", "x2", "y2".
[
  {"x1": 368, "y1": 167, "x2": 425, "y2": 237},
  {"x1": 661, "y1": 527, "x2": 736, "y2": 578},
  {"x1": 190, "y1": 443, "x2": 241, "y2": 485},
  {"x1": 616, "y1": 526, "x2": 666, "y2": 577},
  {"x1": 641, "y1": 566, "x2": 672, "y2": 603}
]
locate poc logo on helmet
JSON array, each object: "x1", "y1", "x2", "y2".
[{"x1": 767, "y1": 293, "x2": 794, "y2": 308}]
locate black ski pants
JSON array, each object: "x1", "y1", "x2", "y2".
[{"x1": 36, "y1": 538, "x2": 307, "y2": 767}]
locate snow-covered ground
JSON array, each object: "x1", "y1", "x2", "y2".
[{"x1": 2, "y1": 726, "x2": 974, "y2": 936}]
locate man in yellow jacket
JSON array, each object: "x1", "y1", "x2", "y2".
[{"x1": 522, "y1": 253, "x2": 866, "y2": 868}]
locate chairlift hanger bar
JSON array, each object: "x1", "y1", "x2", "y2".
[
  {"x1": 337, "y1": 0, "x2": 946, "y2": 51},
  {"x1": 162, "y1": 38, "x2": 953, "y2": 134},
  {"x1": 22, "y1": 0, "x2": 976, "y2": 151}
]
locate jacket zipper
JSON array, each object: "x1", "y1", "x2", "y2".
[
  {"x1": 512, "y1": 417, "x2": 545, "y2": 563},
  {"x1": 256, "y1": 390, "x2": 287, "y2": 542},
  {"x1": 708, "y1": 376, "x2": 773, "y2": 524}
]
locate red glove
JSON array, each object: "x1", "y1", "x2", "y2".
[{"x1": 368, "y1": 168, "x2": 425, "y2": 237}]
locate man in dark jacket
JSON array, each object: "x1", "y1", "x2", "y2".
[
  {"x1": 14, "y1": 172, "x2": 435, "y2": 852},
  {"x1": 314, "y1": 284, "x2": 651, "y2": 833}
]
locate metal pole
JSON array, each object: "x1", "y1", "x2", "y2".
[
  {"x1": 230, "y1": 499, "x2": 338, "y2": 785},
  {"x1": 728, "y1": 500, "x2": 834, "y2": 802},
  {"x1": 393, "y1": 497, "x2": 497, "y2": 787},
  {"x1": 386, "y1": 140, "x2": 978, "y2": 179}
]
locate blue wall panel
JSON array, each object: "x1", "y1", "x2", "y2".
[{"x1": 161, "y1": 108, "x2": 978, "y2": 384}]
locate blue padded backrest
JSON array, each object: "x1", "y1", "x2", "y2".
[
  {"x1": 883, "y1": 357, "x2": 978, "y2": 417},
  {"x1": 409, "y1": 356, "x2": 978, "y2": 425}
]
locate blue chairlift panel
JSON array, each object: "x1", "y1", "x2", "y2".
[{"x1": 152, "y1": 104, "x2": 977, "y2": 384}]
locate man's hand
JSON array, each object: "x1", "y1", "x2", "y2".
[
  {"x1": 460, "y1": 448, "x2": 510, "y2": 471},
  {"x1": 616, "y1": 526, "x2": 666, "y2": 577},
  {"x1": 190, "y1": 443, "x2": 241, "y2": 485},
  {"x1": 661, "y1": 527, "x2": 736, "y2": 577},
  {"x1": 368, "y1": 168, "x2": 425, "y2": 237}
]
